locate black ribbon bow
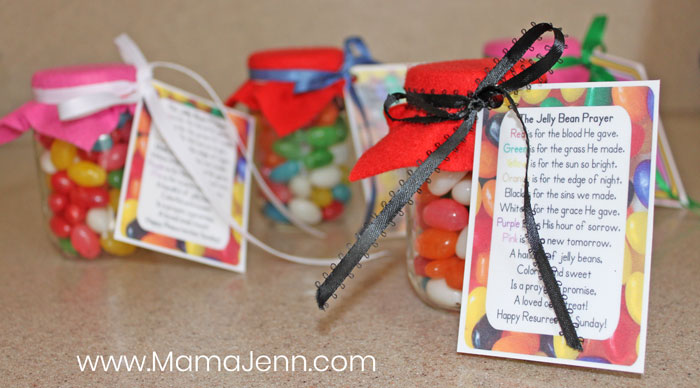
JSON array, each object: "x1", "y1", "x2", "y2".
[{"x1": 316, "y1": 23, "x2": 582, "y2": 351}]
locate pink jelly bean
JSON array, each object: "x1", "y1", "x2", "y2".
[
  {"x1": 70, "y1": 224, "x2": 101, "y2": 259},
  {"x1": 603, "y1": 289, "x2": 640, "y2": 365},
  {"x1": 97, "y1": 143, "x2": 128, "y2": 171},
  {"x1": 413, "y1": 255, "x2": 430, "y2": 277},
  {"x1": 422, "y1": 198, "x2": 468, "y2": 231}
]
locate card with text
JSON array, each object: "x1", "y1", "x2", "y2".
[
  {"x1": 114, "y1": 82, "x2": 254, "y2": 273},
  {"x1": 457, "y1": 81, "x2": 659, "y2": 373}
]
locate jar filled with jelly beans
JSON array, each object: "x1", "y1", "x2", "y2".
[
  {"x1": 227, "y1": 48, "x2": 357, "y2": 228},
  {"x1": 34, "y1": 113, "x2": 137, "y2": 259}
]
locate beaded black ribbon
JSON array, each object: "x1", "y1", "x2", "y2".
[{"x1": 316, "y1": 22, "x2": 582, "y2": 351}]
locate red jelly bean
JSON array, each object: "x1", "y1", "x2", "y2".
[
  {"x1": 70, "y1": 186, "x2": 109, "y2": 209},
  {"x1": 472, "y1": 210, "x2": 493, "y2": 255},
  {"x1": 413, "y1": 256, "x2": 430, "y2": 277},
  {"x1": 77, "y1": 149, "x2": 100, "y2": 163},
  {"x1": 48, "y1": 193, "x2": 68, "y2": 213},
  {"x1": 50, "y1": 171, "x2": 75, "y2": 194},
  {"x1": 268, "y1": 180, "x2": 292, "y2": 203},
  {"x1": 97, "y1": 143, "x2": 128, "y2": 171},
  {"x1": 49, "y1": 216, "x2": 72, "y2": 238},
  {"x1": 36, "y1": 134, "x2": 54, "y2": 149},
  {"x1": 322, "y1": 201, "x2": 344, "y2": 221},
  {"x1": 415, "y1": 228, "x2": 458, "y2": 260},
  {"x1": 603, "y1": 290, "x2": 640, "y2": 365},
  {"x1": 70, "y1": 224, "x2": 101, "y2": 259},
  {"x1": 63, "y1": 204, "x2": 86, "y2": 225},
  {"x1": 422, "y1": 198, "x2": 468, "y2": 231}
]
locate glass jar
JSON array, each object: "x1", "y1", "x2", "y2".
[
  {"x1": 34, "y1": 112, "x2": 137, "y2": 259},
  {"x1": 407, "y1": 169, "x2": 474, "y2": 311}
]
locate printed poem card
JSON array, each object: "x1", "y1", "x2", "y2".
[
  {"x1": 457, "y1": 81, "x2": 659, "y2": 373},
  {"x1": 114, "y1": 82, "x2": 254, "y2": 272}
]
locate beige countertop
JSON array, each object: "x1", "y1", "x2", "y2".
[{"x1": 1, "y1": 114, "x2": 699, "y2": 387}]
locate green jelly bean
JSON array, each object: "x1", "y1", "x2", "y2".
[
  {"x1": 210, "y1": 107, "x2": 223, "y2": 118},
  {"x1": 303, "y1": 148, "x2": 333, "y2": 169},
  {"x1": 306, "y1": 125, "x2": 340, "y2": 148},
  {"x1": 273, "y1": 139, "x2": 305, "y2": 160},
  {"x1": 286, "y1": 130, "x2": 307, "y2": 144},
  {"x1": 108, "y1": 169, "x2": 124, "y2": 189},
  {"x1": 58, "y1": 238, "x2": 77, "y2": 255},
  {"x1": 333, "y1": 120, "x2": 348, "y2": 143},
  {"x1": 585, "y1": 87, "x2": 612, "y2": 106},
  {"x1": 540, "y1": 97, "x2": 564, "y2": 107}
]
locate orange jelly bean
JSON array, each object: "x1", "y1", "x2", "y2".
[
  {"x1": 481, "y1": 179, "x2": 496, "y2": 218},
  {"x1": 415, "y1": 228, "x2": 458, "y2": 260},
  {"x1": 492, "y1": 332, "x2": 540, "y2": 355},
  {"x1": 445, "y1": 259, "x2": 465, "y2": 290},
  {"x1": 479, "y1": 140, "x2": 498, "y2": 179},
  {"x1": 424, "y1": 258, "x2": 452, "y2": 278},
  {"x1": 474, "y1": 251, "x2": 489, "y2": 285}
]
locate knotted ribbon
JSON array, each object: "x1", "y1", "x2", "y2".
[
  {"x1": 316, "y1": 22, "x2": 583, "y2": 351},
  {"x1": 552, "y1": 15, "x2": 615, "y2": 82}
]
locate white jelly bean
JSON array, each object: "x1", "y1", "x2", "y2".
[
  {"x1": 426, "y1": 278, "x2": 462, "y2": 309},
  {"x1": 289, "y1": 175, "x2": 312, "y2": 198},
  {"x1": 288, "y1": 198, "x2": 322, "y2": 225},
  {"x1": 309, "y1": 165, "x2": 342, "y2": 189},
  {"x1": 86, "y1": 207, "x2": 111, "y2": 234},
  {"x1": 329, "y1": 143, "x2": 349, "y2": 165},
  {"x1": 456, "y1": 226, "x2": 468, "y2": 259},
  {"x1": 451, "y1": 177, "x2": 472, "y2": 205},
  {"x1": 428, "y1": 170, "x2": 466, "y2": 196},
  {"x1": 40, "y1": 151, "x2": 57, "y2": 174}
]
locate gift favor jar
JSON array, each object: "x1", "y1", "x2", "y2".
[
  {"x1": 0, "y1": 64, "x2": 139, "y2": 259},
  {"x1": 228, "y1": 45, "x2": 374, "y2": 229}
]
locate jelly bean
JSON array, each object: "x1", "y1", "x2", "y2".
[
  {"x1": 422, "y1": 198, "x2": 468, "y2": 231},
  {"x1": 269, "y1": 161, "x2": 300, "y2": 183},
  {"x1": 329, "y1": 143, "x2": 349, "y2": 165},
  {"x1": 49, "y1": 216, "x2": 72, "y2": 238},
  {"x1": 322, "y1": 201, "x2": 344, "y2": 221},
  {"x1": 521, "y1": 88, "x2": 550, "y2": 105},
  {"x1": 425, "y1": 278, "x2": 461, "y2": 309},
  {"x1": 463, "y1": 287, "x2": 486, "y2": 347},
  {"x1": 415, "y1": 228, "x2": 458, "y2": 260},
  {"x1": 91, "y1": 133, "x2": 113, "y2": 151},
  {"x1": 626, "y1": 212, "x2": 648, "y2": 254},
  {"x1": 50, "y1": 171, "x2": 74, "y2": 194},
  {"x1": 315, "y1": 103, "x2": 339, "y2": 126},
  {"x1": 473, "y1": 251, "x2": 489, "y2": 285},
  {"x1": 70, "y1": 224, "x2": 101, "y2": 259},
  {"x1": 604, "y1": 291, "x2": 640, "y2": 365},
  {"x1": 273, "y1": 139, "x2": 306, "y2": 160},
  {"x1": 455, "y1": 226, "x2": 468, "y2": 259},
  {"x1": 481, "y1": 179, "x2": 496, "y2": 217},
  {"x1": 136, "y1": 136, "x2": 149, "y2": 158},
  {"x1": 262, "y1": 151, "x2": 285, "y2": 168},
  {"x1": 626, "y1": 272, "x2": 644, "y2": 325},
  {"x1": 100, "y1": 236, "x2": 136, "y2": 256},
  {"x1": 48, "y1": 193, "x2": 68, "y2": 213},
  {"x1": 288, "y1": 198, "x2": 322, "y2": 225},
  {"x1": 560, "y1": 88, "x2": 586, "y2": 103},
  {"x1": 424, "y1": 257, "x2": 453, "y2": 279},
  {"x1": 86, "y1": 207, "x2": 111, "y2": 234},
  {"x1": 218, "y1": 236, "x2": 240, "y2": 265},
  {"x1": 267, "y1": 180, "x2": 292, "y2": 203},
  {"x1": 451, "y1": 177, "x2": 472, "y2": 206},
  {"x1": 428, "y1": 170, "x2": 466, "y2": 196},
  {"x1": 540, "y1": 97, "x2": 563, "y2": 107},
  {"x1": 413, "y1": 256, "x2": 430, "y2": 277},
  {"x1": 445, "y1": 260, "x2": 465, "y2": 290},
  {"x1": 484, "y1": 113, "x2": 505, "y2": 145},
  {"x1": 289, "y1": 175, "x2": 312, "y2": 198},
  {"x1": 579, "y1": 356, "x2": 611, "y2": 364},
  {"x1": 492, "y1": 92, "x2": 520, "y2": 113},
  {"x1": 120, "y1": 199, "x2": 138, "y2": 234},
  {"x1": 70, "y1": 186, "x2": 109, "y2": 209},
  {"x1": 553, "y1": 335, "x2": 580, "y2": 359},
  {"x1": 210, "y1": 107, "x2": 223, "y2": 118},
  {"x1": 472, "y1": 210, "x2": 493, "y2": 254},
  {"x1": 108, "y1": 188, "x2": 121, "y2": 210},
  {"x1": 306, "y1": 125, "x2": 341, "y2": 148},
  {"x1": 58, "y1": 237, "x2": 78, "y2": 255},
  {"x1": 493, "y1": 333, "x2": 540, "y2": 355},
  {"x1": 333, "y1": 121, "x2": 348, "y2": 142},
  {"x1": 63, "y1": 204, "x2": 86, "y2": 225},
  {"x1": 128, "y1": 179, "x2": 141, "y2": 199},
  {"x1": 331, "y1": 184, "x2": 351, "y2": 203},
  {"x1": 630, "y1": 123, "x2": 644, "y2": 158},
  {"x1": 36, "y1": 133, "x2": 54, "y2": 149},
  {"x1": 126, "y1": 220, "x2": 148, "y2": 239},
  {"x1": 612, "y1": 87, "x2": 649, "y2": 123},
  {"x1": 263, "y1": 202, "x2": 290, "y2": 223},
  {"x1": 40, "y1": 151, "x2": 57, "y2": 174},
  {"x1": 67, "y1": 161, "x2": 107, "y2": 187},
  {"x1": 647, "y1": 89, "x2": 654, "y2": 121},
  {"x1": 97, "y1": 143, "x2": 128, "y2": 171},
  {"x1": 236, "y1": 157, "x2": 247, "y2": 179},
  {"x1": 142, "y1": 233, "x2": 177, "y2": 249},
  {"x1": 303, "y1": 148, "x2": 334, "y2": 169},
  {"x1": 310, "y1": 187, "x2": 333, "y2": 207},
  {"x1": 472, "y1": 315, "x2": 502, "y2": 350},
  {"x1": 479, "y1": 141, "x2": 498, "y2": 178},
  {"x1": 176, "y1": 240, "x2": 187, "y2": 251},
  {"x1": 309, "y1": 165, "x2": 342, "y2": 189},
  {"x1": 107, "y1": 169, "x2": 124, "y2": 189},
  {"x1": 584, "y1": 87, "x2": 612, "y2": 106},
  {"x1": 77, "y1": 149, "x2": 101, "y2": 164},
  {"x1": 474, "y1": 181, "x2": 482, "y2": 214},
  {"x1": 50, "y1": 140, "x2": 77, "y2": 170},
  {"x1": 539, "y1": 335, "x2": 555, "y2": 357},
  {"x1": 633, "y1": 160, "x2": 651, "y2": 208},
  {"x1": 627, "y1": 180, "x2": 634, "y2": 207}
]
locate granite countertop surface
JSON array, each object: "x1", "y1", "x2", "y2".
[{"x1": 1, "y1": 114, "x2": 698, "y2": 387}]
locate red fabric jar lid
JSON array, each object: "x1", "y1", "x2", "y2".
[
  {"x1": 350, "y1": 58, "x2": 544, "y2": 181},
  {"x1": 227, "y1": 47, "x2": 345, "y2": 137}
]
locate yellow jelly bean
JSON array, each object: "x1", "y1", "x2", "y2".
[
  {"x1": 100, "y1": 236, "x2": 137, "y2": 256},
  {"x1": 463, "y1": 286, "x2": 487, "y2": 348},
  {"x1": 626, "y1": 272, "x2": 644, "y2": 325},
  {"x1": 233, "y1": 182, "x2": 245, "y2": 204},
  {"x1": 120, "y1": 199, "x2": 139, "y2": 235},
  {"x1": 626, "y1": 212, "x2": 648, "y2": 254},
  {"x1": 521, "y1": 88, "x2": 551, "y2": 105},
  {"x1": 310, "y1": 187, "x2": 333, "y2": 207},
  {"x1": 474, "y1": 181, "x2": 482, "y2": 214},
  {"x1": 492, "y1": 92, "x2": 521, "y2": 113},
  {"x1": 67, "y1": 161, "x2": 107, "y2": 187},
  {"x1": 560, "y1": 88, "x2": 586, "y2": 103},
  {"x1": 622, "y1": 243, "x2": 632, "y2": 285},
  {"x1": 50, "y1": 139, "x2": 77, "y2": 170},
  {"x1": 171, "y1": 92, "x2": 188, "y2": 103},
  {"x1": 553, "y1": 335, "x2": 580, "y2": 359},
  {"x1": 233, "y1": 212, "x2": 243, "y2": 243},
  {"x1": 109, "y1": 188, "x2": 121, "y2": 210},
  {"x1": 185, "y1": 241, "x2": 206, "y2": 256}
]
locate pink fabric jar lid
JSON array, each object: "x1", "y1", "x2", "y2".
[{"x1": 32, "y1": 64, "x2": 136, "y2": 89}]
